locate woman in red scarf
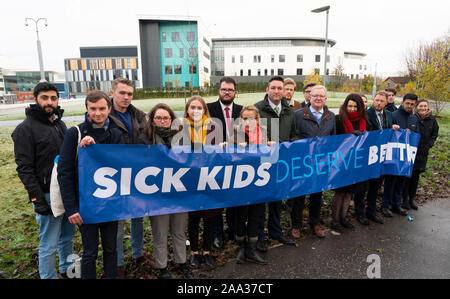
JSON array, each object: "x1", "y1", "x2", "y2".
[{"x1": 332, "y1": 94, "x2": 371, "y2": 233}]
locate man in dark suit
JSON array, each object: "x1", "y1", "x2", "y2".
[
  {"x1": 207, "y1": 77, "x2": 243, "y2": 248},
  {"x1": 300, "y1": 82, "x2": 317, "y2": 108}
]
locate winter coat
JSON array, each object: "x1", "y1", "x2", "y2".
[
  {"x1": 57, "y1": 115, "x2": 122, "y2": 217},
  {"x1": 254, "y1": 95, "x2": 299, "y2": 143},
  {"x1": 109, "y1": 102, "x2": 147, "y2": 144},
  {"x1": 366, "y1": 107, "x2": 393, "y2": 130},
  {"x1": 392, "y1": 106, "x2": 419, "y2": 133},
  {"x1": 413, "y1": 114, "x2": 439, "y2": 172},
  {"x1": 11, "y1": 105, "x2": 66, "y2": 201},
  {"x1": 295, "y1": 105, "x2": 336, "y2": 139},
  {"x1": 385, "y1": 102, "x2": 397, "y2": 112}
]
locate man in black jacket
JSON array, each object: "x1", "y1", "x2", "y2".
[
  {"x1": 385, "y1": 88, "x2": 398, "y2": 112},
  {"x1": 207, "y1": 77, "x2": 243, "y2": 248},
  {"x1": 12, "y1": 82, "x2": 75, "y2": 279},
  {"x1": 108, "y1": 78, "x2": 147, "y2": 276},
  {"x1": 58, "y1": 90, "x2": 122, "y2": 279}
]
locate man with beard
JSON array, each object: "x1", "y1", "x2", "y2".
[
  {"x1": 207, "y1": 77, "x2": 243, "y2": 249},
  {"x1": 12, "y1": 82, "x2": 76, "y2": 279}
]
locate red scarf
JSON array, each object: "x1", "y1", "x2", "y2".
[
  {"x1": 344, "y1": 111, "x2": 366, "y2": 134},
  {"x1": 242, "y1": 124, "x2": 263, "y2": 145}
]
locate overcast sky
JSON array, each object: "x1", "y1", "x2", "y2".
[{"x1": 0, "y1": 0, "x2": 448, "y2": 77}]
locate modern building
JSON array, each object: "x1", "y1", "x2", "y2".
[
  {"x1": 64, "y1": 46, "x2": 139, "y2": 96},
  {"x1": 137, "y1": 15, "x2": 212, "y2": 88}
]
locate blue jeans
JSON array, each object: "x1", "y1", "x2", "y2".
[
  {"x1": 34, "y1": 193, "x2": 76, "y2": 279},
  {"x1": 116, "y1": 218, "x2": 144, "y2": 266}
]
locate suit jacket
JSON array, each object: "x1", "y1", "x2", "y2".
[
  {"x1": 367, "y1": 107, "x2": 393, "y2": 130},
  {"x1": 207, "y1": 100, "x2": 243, "y2": 143}
]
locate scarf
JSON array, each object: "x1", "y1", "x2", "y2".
[
  {"x1": 417, "y1": 109, "x2": 432, "y2": 121},
  {"x1": 344, "y1": 111, "x2": 366, "y2": 134},
  {"x1": 241, "y1": 123, "x2": 263, "y2": 145},
  {"x1": 187, "y1": 115, "x2": 210, "y2": 145},
  {"x1": 152, "y1": 126, "x2": 175, "y2": 146}
]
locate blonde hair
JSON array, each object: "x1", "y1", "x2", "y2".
[
  {"x1": 240, "y1": 105, "x2": 260, "y2": 122},
  {"x1": 284, "y1": 78, "x2": 296, "y2": 88}
]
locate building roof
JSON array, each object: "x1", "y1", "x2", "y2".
[
  {"x1": 212, "y1": 37, "x2": 337, "y2": 47},
  {"x1": 384, "y1": 76, "x2": 412, "y2": 85}
]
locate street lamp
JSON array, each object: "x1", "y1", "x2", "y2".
[
  {"x1": 25, "y1": 18, "x2": 48, "y2": 82},
  {"x1": 311, "y1": 5, "x2": 330, "y2": 88}
]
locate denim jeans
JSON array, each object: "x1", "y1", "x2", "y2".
[
  {"x1": 79, "y1": 221, "x2": 118, "y2": 279},
  {"x1": 34, "y1": 193, "x2": 76, "y2": 279},
  {"x1": 116, "y1": 218, "x2": 144, "y2": 266}
]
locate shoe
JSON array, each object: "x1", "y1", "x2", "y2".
[
  {"x1": 236, "y1": 239, "x2": 246, "y2": 264},
  {"x1": 311, "y1": 225, "x2": 325, "y2": 238},
  {"x1": 402, "y1": 202, "x2": 411, "y2": 210},
  {"x1": 340, "y1": 220, "x2": 354, "y2": 229},
  {"x1": 256, "y1": 239, "x2": 267, "y2": 252},
  {"x1": 189, "y1": 254, "x2": 201, "y2": 269},
  {"x1": 366, "y1": 213, "x2": 384, "y2": 224},
  {"x1": 203, "y1": 254, "x2": 215, "y2": 269},
  {"x1": 134, "y1": 256, "x2": 145, "y2": 265},
  {"x1": 290, "y1": 228, "x2": 301, "y2": 239},
  {"x1": 158, "y1": 268, "x2": 172, "y2": 279},
  {"x1": 331, "y1": 221, "x2": 343, "y2": 233},
  {"x1": 381, "y1": 208, "x2": 393, "y2": 217},
  {"x1": 117, "y1": 265, "x2": 126, "y2": 279},
  {"x1": 178, "y1": 263, "x2": 193, "y2": 279},
  {"x1": 409, "y1": 200, "x2": 418, "y2": 210},
  {"x1": 356, "y1": 215, "x2": 370, "y2": 225},
  {"x1": 213, "y1": 237, "x2": 223, "y2": 249},
  {"x1": 275, "y1": 235, "x2": 296, "y2": 246},
  {"x1": 392, "y1": 206, "x2": 408, "y2": 216},
  {"x1": 245, "y1": 241, "x2": 268, "y2": 265}
]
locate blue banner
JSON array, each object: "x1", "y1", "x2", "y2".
[{"x1": 78, "y1": 129, "x2": 420, "y2": 224}]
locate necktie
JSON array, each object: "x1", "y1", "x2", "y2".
[
  {"x1": 378, "y1": 112, "x2": 384, "y2": 129},
  {"x1": 314, "y1": 111, "x2": 321, "y2": 125},
  {"x1": 274, "y1": 106, "x2": 280, "y2": 117},
  {"x1": 225, "y1": 107, "x2": 231, "y2": 137}
]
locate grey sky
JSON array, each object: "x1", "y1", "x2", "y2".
[{"x1": 0, "y1": 0, "x2": 448, "y2": 77}]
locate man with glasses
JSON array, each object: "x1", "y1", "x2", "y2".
[
  {"x1": 108, "y1": 78, "x2": 147, "y2": 278},
  {"x1": 301, "y1": 82, "x2": 317, "y2": 108},
  {"x1": 293, "y1": 85, "x2": 336, "y2": 238},
  {"x1": 207, "y1": 77, "x2": 243, "y2": 249},
  {"x1": 385, "y1": 88, "x2": 398, "y2": 112}
]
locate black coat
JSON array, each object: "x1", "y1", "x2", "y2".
[
  {"x1": 109, "y1": 102, "x2": 147, "y2": 144},
  {"x1": 11, "y1": 105, "x2": 66, "y2": 201},
  {"x1": 392, "y1": 106, "x2": 419, "y2": 133},
  {"x1": 414, "y1": 114, "x2": 439, "y2": 172},
  {"x1": 57, "y1": 115, "x2": 122, "y2": 217},
  {"x1": 207, "y1": 100, "x2": 243, "y2": 143},
  {"x1": 366, "y1": 107, "x2": 393, "y2": 130}
]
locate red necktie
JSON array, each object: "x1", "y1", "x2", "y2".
[{"x1": 225, "y1": 107, "x2": 231, "y2": 138}]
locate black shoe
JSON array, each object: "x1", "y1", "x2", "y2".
[
  {"x1": 276, "y1": 236, "x2": 296, "y2": 246},
  {"x1": 213, "y1": 237, "x2": 223, "y2": 249},
  {"x1": 178, "y1": 263, "x2": 193, "y2": 279},
  {"x1": 134, "y1": 256, "x2": 145, "y2": 265},
  {"x1": 392, "y1": 206, "x2": 408, "y2": 216},
  {"x1": 402, "y1": 202, "x2": 411, "y2": 210},
  {"x1": 158, "y1": 268, "x2": 172, "y2": 279},
  {"x1": 366, "y1": 213, "x2": 384, "y2": 224},
  {"x1": 409, "y1": 200, "x2": 418, "y2": 210},
  {"x1": 245, "y1": 241, "x2": 268, "y2": 265},
  {"x1": 381, "y1": 208, "x2": 393, "y2": 217},
  {"x1": 356, "y1": 215, "x2": 370, "y2": 225},
  {"x1": 203, "y1": 254, "x2": 215, "y2": 269},
  {"x1": 189, "y1": 254, "x2": 201, "y2": 269},
  {"x1": 331, "y1": 221, "x2": 344, "y2": 233},
  {"x1": 256, "y1": 239, "x2": 267, "y2": 252},
  {"x1": 340, "y1": 220, "x2": 354, "y2": 229},
  {"x1": 236, "y1": 240, "x2": 246, "y2": 264}
]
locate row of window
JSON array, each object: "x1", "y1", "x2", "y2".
[
  {"x1": 65, "y1": 58, "x2": 138, "y2": 71},
  {"x1": 164, "y1": 48, "x2": 200, "y2": 58},
  {"x1": 162, "y1": 31, "x2": 196, "y2": 42},
  {"x1": 66, "y1": 69, "x2": 138, "y2": 82},
  {"x1": 164, "y1": 65, "x2": 209, "y2": 75},
  {"x1": 230, "y1": 54, "x2": 331, "y2": 64},
  {"x1": 234, "y1": 68, "x2": 330, "y2": 77}
]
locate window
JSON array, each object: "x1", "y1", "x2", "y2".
[
  {"x1": 351, "y1": 74, "x2": 354, "y2": 79},
  {"x1": 315, "y1": 55, "x2": 321, "y2": 62},
  {"x1": 296, "y1": 68, "x2": 303, "y2": 75},
  {"x1": 264, "y1": 69, "x2": 268, "y2": 76},
  {"x1": 187, "y1": 32, "x2": 195, "y2": 41},
  {"x1": 189, "y1": 65, "x2": 197, "y2": 74},
  {"x1": 165, "y1": 82, "x2": 173, "y2": 88},
  {"x1": 240, "y1": 69, "x2": 243, "y2": 76},
  {"x1": 185, "y1": 81, "x2": 190, "y2": 88},
  {"x1": 326, "y1": 69, "x2": 330, "y2": 75},
  {"x1": 162, "y1": 32, "x2": 166, "y2": 42},
  {"x1": 257, "y1": 69, "x2": 261, "y2": 76},
  {"x1": 240, "y1": 55, "x2": 244, "y2": 63},
  {"x1": 165, "y1": 66, "x2": 172, "y2": 75},
  {"x1": 232, "y1": 55, "x2": 235, "y2": 63},
  {"x1": 271, "y1": 55, "x2": 275, "y2": 63},
  {"x1": 356, "y1": 74, "x2": 359, "y2": 80},
  {"x1": 279, "y1": 55, "x2": 285, "y2": 63},
  {"x1": 359, "y1": 65, "x2": 362, "y2": 70},
  {"x1": 179, "y1": 48, "x2": 184, "y2": 58},
  {"x1": 271, "y1": 69, "x2": 274, "y2": 76},
  {"x1": 297, "y1": 55, "x2": 303, "y2": 62},
  {"x1": 253, "y1": 55, "x2": 261, "y2": 63},
  {"x1": 174, "y1": 65, "x2": 182, "y2": 74},
  {"x1": 164, "y1": 48, "x2": 173, "y2": 58},
  {"x1": 172, "y1": 32, "x2": 180, "y2": 42},
  {"x1": 203, "y1": 51, "x2": 210, "y2": 60},
  {"x1": 248, "y1": 69, "x2": 252, "y2": 76},
  {"x1": 277, "y1": 69, "x2": 284, "y2": 76},
  {"x1": 364, "y1": 65, "x2": 367, "y2": 71},
  {"x1": 189, "y1": 48, "x2": 198, "y2": 57},
  {"x1": 203, "y1": 37, "x2": 210, "y2": 47}
]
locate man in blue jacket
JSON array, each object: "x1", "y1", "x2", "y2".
[
  {"x1": 58, "y1": 91, "x2": 122, "y2": 279},
  {"x1": 381, "y1": 94, "x2": 419, "y2": 218}
]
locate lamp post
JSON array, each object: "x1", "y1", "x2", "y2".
[
  {"x1": 25, "y1": 18, "x2": 48, "y2": 82},
  {"x1": 311, "y1": 5, "x2": 330, "y2": 88}
]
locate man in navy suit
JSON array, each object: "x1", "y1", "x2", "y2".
[{"x1": 207, "y1": 77, "x2": 243, "y2": 248}]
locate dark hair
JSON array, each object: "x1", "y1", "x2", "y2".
[
  {"x1": 33, "y1": 82, "x2": 59, "y2": 99},
  {"x1": 268, "y1": 76, "x2": 284, "y2": 87},
  {"x1": 403, "y1": 93, "x2": 418, "y2": 102},
  {"x1": 85, "y1": 90, "x2": 112, "y2": 108},
  {"x1": 219, "y1": 77, "x2": 237, "y2": 90},
  {"x1": 183, "y1": 95, "x2": 210, "y2": 119},
  {"x1": 303, "y1": 82, "x2": 317, "y2": 92},
  {"x1": 385, "y1": 88, "x2": 397, "y2": 96},
  {"x1": 145, "y1": 103, "x2": 177, "y2": 137},
  {"x1": 339, "y1": 93, "x2": 369, "y2": 126}
]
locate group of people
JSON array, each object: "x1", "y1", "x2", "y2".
[{"x1": 12, "y1": 76, "x2": 439, "y2": 279}]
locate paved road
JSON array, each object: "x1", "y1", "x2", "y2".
[{"x1": 201, "y1": 198, "x2": 450, "y2": 279}]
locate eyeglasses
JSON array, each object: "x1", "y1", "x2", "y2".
[
  {"x1": 154, "y1": 116, "x2": 171, "y2": 121},
  {"x1": 311, "y1": 95, "x2": 326, "y2": 98},
  {"x1": 220, "y1": 89, "x2": 236, "y2": 93}
]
